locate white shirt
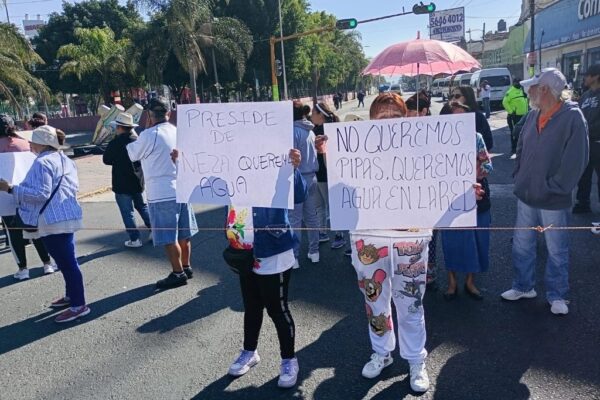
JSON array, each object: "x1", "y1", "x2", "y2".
[
  {"x1": 127, "y1": 122, "x2": 177, "y2": 203},
  {"x1": 226, "y1": 206, "x2": 295, "y2": 275},
  {"x1": 481, "y1": 84, "x2": 491, "y2": 98}
]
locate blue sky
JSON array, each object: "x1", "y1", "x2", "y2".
[{"x1": 3, "y1": 0, "x2": 523, "y2": 57}]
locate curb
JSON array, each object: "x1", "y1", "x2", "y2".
[{"x1": 77, "y1": 186, "x2": 112, "y2": 200}]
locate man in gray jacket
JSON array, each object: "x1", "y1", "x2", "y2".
[{"x1": 501, "y1": 68, "x2": 589, "y2": 315}]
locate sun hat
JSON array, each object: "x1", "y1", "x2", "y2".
[
  {"x1": 114, "y1": 112, "x2": 139, "y2": 128},
  {"x1": 17, "y1": 125, "x2": 64, "y2": 149},
  {"x1": 520, "y1": 68, "x2": 567, "y2": 94}
]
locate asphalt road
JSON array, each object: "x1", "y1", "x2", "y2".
[{"x1": 1, "y1": 98, "x2": 599, "y2": 400}]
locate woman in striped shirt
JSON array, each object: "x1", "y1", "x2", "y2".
[{"x1": 0, "y1": 125, "x2": 88, "y2": 323}]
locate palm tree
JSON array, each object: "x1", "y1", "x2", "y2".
[
  {"x1": 136, "y1": 0, "x2": 253, "y2": 102},
  {"x1": 57, "y1": 26, "x2": 131, "y2": 105},
  {"x1": 0, "y1": 23, "x2": 50, "y2": 113}
]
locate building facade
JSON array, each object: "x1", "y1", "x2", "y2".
[{"x1": 523, "y1": 0, "x2": 600, "y2": 86}]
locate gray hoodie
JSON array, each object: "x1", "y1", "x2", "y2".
[
  {"x1": 293, "y1": 119, "x2": 318, "y2": 175},
  {"x1": 514, "y1": 101, "x2": 589, "y2": 210}
]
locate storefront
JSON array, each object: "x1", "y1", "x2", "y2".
[{"x1": 523, "y1": 0, "x2": 600, "y2": 87}]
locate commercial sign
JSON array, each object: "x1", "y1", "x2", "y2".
[
  {"x1": 429, "y1": 7, "x2": 465, "y2": 43},
  {"x1": 22, "y1": 19, "x2": 45, "y2": 39},
  {"x1": 525, "y1": 0, "x2": 600, "y2": 51}
]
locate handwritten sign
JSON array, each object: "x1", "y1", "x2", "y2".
[
  {"x1": 0, "y1": 152, "x2": 36, "y2": 216},
  {"x1": 324, "y1": 113, "x2": 478, "y2": 230},
  {"x1": 176, "y1": 101, "x2": 294, "y2": 209}
]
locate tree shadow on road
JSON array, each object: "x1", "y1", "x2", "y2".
[{"x1": 0, "y1": 284, "x2": 156, "y2": 356}]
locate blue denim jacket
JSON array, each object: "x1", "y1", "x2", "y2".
[
  {"x1": 14, "y1": 151, "x2": 82, "y2": 226},
  {"x1": 252, "y1": 169, "x2": 307, "y2": 258}
]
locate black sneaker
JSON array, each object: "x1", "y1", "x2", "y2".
[
  {"x1": 573, "y1": 203, "x2": 592, "y2": 214},
  {"x1": 156, "y1": 272, "x2": 188, "y2": 289},
  {"x1": 183, "y1": 267, "x2": 193, "y2": 279}
]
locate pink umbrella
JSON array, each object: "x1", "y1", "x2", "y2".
[{"x1": 363, "y1": 38, "x2": 480, "y2": 77}]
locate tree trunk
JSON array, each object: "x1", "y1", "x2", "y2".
[
  {"x1": 312, "y1": 64, "x2": 319, "y2": 106},
  {"x1": 189, "y1": 62, "x2": 198, "y2": 103}
]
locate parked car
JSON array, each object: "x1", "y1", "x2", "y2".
[
  {"x1": 469, "y1": 68, "x2": 512, "y2": 107},
  {"x1": 389, "y1": 84, "x2": 402, "y2": 96}
]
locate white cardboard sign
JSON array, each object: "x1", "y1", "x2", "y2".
[
  {"x1": 176, "y1": 102, "x2": 294, "y2": 209},
  {"x1": 324, "y1": 113, "x2": 478, "y2": 230},
  {"x1": 0, "y1": 152, "x2": 36, "y2": 216}
]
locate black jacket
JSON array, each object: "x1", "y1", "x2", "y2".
[
  {"x1": 102, "y1": 133, "x2": 144, "y2": 194},
  {"x1": 475, "y1": 111, "x2": 493, "y2": 151},
  {"x1": 579, "y1": 88, "x2": 600, "y2": 143}
]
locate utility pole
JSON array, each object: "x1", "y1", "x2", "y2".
[
  {"x1": 481, "y1": 23, "x2": 486, "y2": 65},
  {"x1": 529, "y1": 0, "x2": 536, "y2": 76},
  {"x1": 278, "y1": 0, "x2": 288, "y2": 100},
  {"x1": 2, "y1": 0, "x2": 10, "y2": 23}
]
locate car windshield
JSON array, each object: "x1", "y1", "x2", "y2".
[{"x1": 483, "y1": 75, "x2": 511, "y2": 87}]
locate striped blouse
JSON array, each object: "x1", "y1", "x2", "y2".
[{"x1": 13, "y1": 150, "x2": 82, "y2": 226}]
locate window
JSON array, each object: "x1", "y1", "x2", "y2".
[
  {"x1": 587, "y1": 47, "x2": 600, "y2": 69},
  {"x1": 483, "y1": 75, "x2": 511, "y2": 87}
]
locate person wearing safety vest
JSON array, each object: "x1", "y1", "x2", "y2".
[{"x1": 503, "y1": 81, "x2": 529, "y2": 159}]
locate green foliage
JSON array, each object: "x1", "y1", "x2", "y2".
[
  {"x1": 0, "y1": 23, "x2": 50, "y2": 109},
  {"x1": 57, "y1": 27, "x2": 133, "y2": 104}
]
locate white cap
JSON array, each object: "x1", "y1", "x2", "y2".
[
  {"x1": 344, "y1": 113, "x2": 364, "y2": 122},
  {"x1": 520, "y1": 68, "x2": 567, "y2": 94},
  {"x1": 17, "y1": 125, "x2": 64, "y2": 149},
  {"x1": 114, "y1": 112, "x2": 139, "y2": 128}
]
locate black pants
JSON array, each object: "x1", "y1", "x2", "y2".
[
  {"x1": 1, "y1": 216, "x2": 51, "y2": 269},
  {"x1": 239, "y1": 269, "x2": 295, "y2": 359},
  {"x1": 576, "y1": 142, "x2": 600, "y2": 205},
  {"x1": 358, "y1": 99, "x2": 364, "y2": 107},
  {"x1": 507, "y1": 114, "x2": 523, "y2": 154}
]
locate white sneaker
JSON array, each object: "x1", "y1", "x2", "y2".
[
  {"x1": 43, "y1": 264, "x2": 57, "y2": 274},
  {"x1": 228, "y1": 350, "x2": 260, "y2": 377},
  {"x1": 278, "y1": 357, "x2": 299, "y2": 388},
  {"x1": 13, "y1": 269, "x2": 30, "y2": 280},
  {"x1": 509, "y1": 153, "x2": 517, "y2": 160},
  {"x1": 361, "y1": 352, "x2": 393, "y2": 379},
  {"x1": 307, "y1": 252, "x2": 320, "y2": 263},
  {"x1": 409, "y1": 361, "x2": 430, "y2": 392},
  {"x1": 124, "y1": 239, "x2": 143, "y2": 248},
  {"x1": 501, "y1": 288, "x2": 537, "y2": 301},
  {"x1": 292, "y1": 259, "x2": 300, "y2": 269},
  {"x1": 550, "y1": 300, "x2": 569, "y2": 315}
]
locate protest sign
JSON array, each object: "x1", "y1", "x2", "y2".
[
  {"x1": 0, "y1": 152, "x2": 36, "y2": 216},
  {"x1": 324, "y1": 113, "x2": 478, "y2": 230},
  {"x1": 176, "y1": 101, "x2": 294, "y2": 209}
]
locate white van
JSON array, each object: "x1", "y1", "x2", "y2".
[
  {"x1": 432, "y1": 79, "x2": 443, "y2": 97},
  {"x1": 469, "y1": 68, "x2": 512, "y2": 105},
  {"x1": 459, "y1": 73, "x2": 473, "y2": 87},
  {"x1": 440, "y1": 77, "x2": 451, "y2": 100}
]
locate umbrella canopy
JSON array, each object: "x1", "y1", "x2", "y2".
[{"x1": 363, "y1": 38, "x2": 480, "y2": 76}]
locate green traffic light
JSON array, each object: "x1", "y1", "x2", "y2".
[
  {"x1": 349, "y1": 19, "x2": 357, "y2": 28},
  {"x1": 427, "y1": 3, "x2": 436, "y2": 12}
]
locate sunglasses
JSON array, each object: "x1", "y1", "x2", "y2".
[{"x1": 452, "y1": 93, "x2": 463, "y2": 99}]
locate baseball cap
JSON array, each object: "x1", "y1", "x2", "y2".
[
  {"x1": 17, "y1": 125, "x2": 64, "y2": 149},
  {"x1": 520, "y1": 68, "x2": 567, "y2": 94},
  {"x1": 585, "y1": 64, "x2": 600, "y2": 77},
  {"x1": 344, "y1": 113, "x2": 364, "y2": 122},
  {"x1": 0, "y1": 114, "x2": 15, "y2": 133},
  {"x1": 147, "y1": 96, "x2": 170, "y2": 113}
]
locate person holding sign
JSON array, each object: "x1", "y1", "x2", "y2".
[
  {"x1": 127, "y1": 97, "x2": 198, "y2": 290},
  {"x1": 439, "y1": 102, "x2": 493, "y2": 300},
  {"x1": 289, "y1": 101, "x2": 320, "y2": 265},
  {"x1": 0, "y1": 115, "x2": 56, "y2": 280},
  {"x1": 311, "y1": 102, "x2": 346, "y2": 250},
  {"x1": 0, "y1": 125, "x2": 88, "y2": 323}
]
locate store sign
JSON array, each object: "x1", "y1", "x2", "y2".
[
  {"x1": 429, "y1": 7, "x2": 465, "y2": 43},
  {"x1": 525, "y1": 0, "x2": 600, "y2": 52},
  {"x1": 578, "y1": 0, "x2": 600, "y2": 20}
]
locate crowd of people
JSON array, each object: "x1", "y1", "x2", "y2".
[{"x1": 0, "y1": 65, "x2": 598, "y2": 393}]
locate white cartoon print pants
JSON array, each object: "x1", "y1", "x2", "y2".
[{"x1": 350, "y1": 230, "x2": 431, "y2": 363}]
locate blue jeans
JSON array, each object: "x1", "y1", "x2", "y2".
[
  {"x1": 482, "y1": 97, "x2": 491, "y2": 119},
  {"x1": 42, "y1": 233, "x2": 85, "y2": 307},
  {"x1": 512, "y1": 200, "x2": 570, "y2": 302},
  {"x1": 115, "y1": 193, "x2": 151, "y2": 241},
  {"x1": 289, "y1": 173, "x2": 320, "y2": 256}
]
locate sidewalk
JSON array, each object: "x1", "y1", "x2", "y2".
[{"x1": 75, "y1": 155, "x2": 112, "y2": 199}]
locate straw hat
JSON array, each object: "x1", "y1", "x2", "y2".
[{"x1": 114, "y1": 112, "x2": 139, "y2": 128}]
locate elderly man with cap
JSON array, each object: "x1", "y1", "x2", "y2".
[
  {"x1": 0, "y1": 125, "x2": 88, "y2": 323},
  {"x1": 573, "y1": 64, "x2": 600, "y2": 214},
  {"x1": 501, "y1": 68, "x2": 589, "y2": 315},
  {"x1": 126, "y1": 97, "x2": 198, "y2": 290},
  {"x1": 102, "y1": 112, "x2": 151, "y2": 248}
]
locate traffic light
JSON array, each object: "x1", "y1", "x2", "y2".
[
  {"x1": 336, "y1": 18, "x2": 358, "y2": 30},
  {"x1": 412, "y1": 2, "x2": 436, "y2": 14},
  {"x1": 275, "y1": 59, "x2": 283, "y2": 77}
]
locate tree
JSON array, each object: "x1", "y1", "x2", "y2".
[
  {"x1": 133, "y1": 0, "x2": 253, "y2": 102},
  {"x1": 32, "y1": 0, "x2": 144, "y2": 96},
  {"x1": 57, "y1": 27, "x2": 131, "y2": 105},
  {"x1": 0, "y1": 23, "x2": 50, "y2": 112}
]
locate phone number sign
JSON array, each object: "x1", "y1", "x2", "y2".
[{"x1": 429, "y1": 7, "x2": 465, "y2": 43}]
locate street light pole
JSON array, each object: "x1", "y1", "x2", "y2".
[
  {"x1": 529, "y1": 0, "x2": 536, "y2": 77},
  {"x1": 2, "y1": 0, "x2": 10, "y2": 23},
  {"x1": 278, "y1": 0, "x2": 288, "y2": 100}
]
